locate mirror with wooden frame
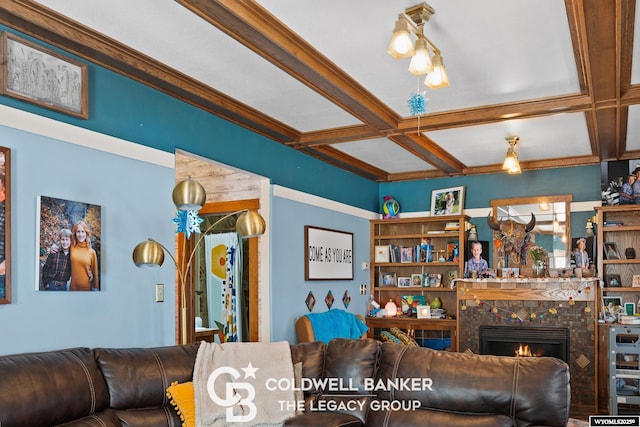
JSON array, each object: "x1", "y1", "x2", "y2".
[{"x1": 489, "y1": 195, "x2": 572, "y2": 271}]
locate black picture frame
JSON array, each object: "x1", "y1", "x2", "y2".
[{"x1": 605, "y1": 274, "x2": 622, "y2": 287}]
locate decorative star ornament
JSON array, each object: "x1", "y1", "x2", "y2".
[{"x1": 173, "y1": 209, "x2": 204, "y2": 238}]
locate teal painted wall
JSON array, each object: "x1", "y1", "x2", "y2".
[
  {"x1": 0, "y1": 25, "x2": 606, "y2": 353},
  {"x1": 0, "y1": 26, "x2": 379, "y2": 212}
]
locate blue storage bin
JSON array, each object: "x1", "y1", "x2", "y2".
[{"x1": 418, "y1": 338, "x2": 451, "y2": 350}]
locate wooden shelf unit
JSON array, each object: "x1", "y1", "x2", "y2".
[
  {"x1": 368, "y1": 215, "x2": 469, "y2": 351},
  {"x1": 595, "y1": 205, "x2": 640, "y2": 413}
]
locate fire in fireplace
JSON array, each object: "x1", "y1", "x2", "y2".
[{"x1": 479, "y1": 326, "x2": 570, "y2": 362}]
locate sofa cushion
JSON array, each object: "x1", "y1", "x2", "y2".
[
  {"x1": 0, "y1": 347, "x2": 110, "y2": 427},
  {"x1": 111, "y1": 407, "x2": 183, "y2": 426},
  {"x1": 166, "y1": 381, "x2": 195, "y2": 427},
  {"x1": 290, "y1": 340, "x2": 326, "y2": 390},
  {"x1": 285, "y1": 412, "x2": 363, "y2": 427},
  {"x1": 364, "y1": 405, "x2": 514, "y2": 427},
  {"x1": 57, "y1": 409, "x2": 122, "y2": 426},
  {"x1": 375, "y1": 343, "x2": 570, "y2": 426},
  {"x1": 94, "y1": 344, "x2": 198, "y2": 410}
]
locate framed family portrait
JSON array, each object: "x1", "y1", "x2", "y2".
[
  {"x1": 604, "y1": 242, "x2": 621, "y2": 260},
  {"x1": 0, "y1": 147, "x2": 10, "y2": 304},
  {"x1": 378, "y1": 271, "x2": 396, "y2": 287},
  {"x1": 431, "y1": 186, "x2": 465, "y2": 216},
  {"x1": 0, "y1": 32, "x2": 88, "y2": 119},
  {"x1": 605, "y1": 274, "x2": 622, "y2": 287},
  {"x1": 36, "y1": 196, "x2": 102, "y2": 291},
  {"x1": 397, "y1": 276, "x2": 411, "y2": 288}
]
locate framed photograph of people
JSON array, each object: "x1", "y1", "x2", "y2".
[
  {"x1": 36, "y1": 196, "x2": 102, "y2": 291},
  {"x1": 397, "y1": 277, "x2": 411, "y2": 288},
  {"x1": 0, "y1": 147, "x2": 10, "y2": 304},
  {"x1": 604, "y1": 242, "x2": 621, "y2": 260},
  {"x1": 430, "y1": 186, "x2": 465, "y2": 216},
  {"x1": 605, "y1": 274, "x2": 622, "y2": 288},
  {"x1": 1, "y1": 32, "x2": 88, "y2": 119},
  {"x1": 378, "y1": 271, "x2": 396, "y2": 287}
]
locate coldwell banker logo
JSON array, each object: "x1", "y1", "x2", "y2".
[
  {"x1": 207, "y1": 364, "x2": 260, "y2": 422},
  {"x1": 206, "y1": 363, "x2": 432, "y2": 422}
]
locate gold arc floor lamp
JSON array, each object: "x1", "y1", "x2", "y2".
[{"x1": 132, "y1": 178, "x2": 266, "y2": 345}]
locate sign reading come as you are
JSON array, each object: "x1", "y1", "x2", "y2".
[{"x1": 305, "y1": 226, "x2": 353, "y2": 280}]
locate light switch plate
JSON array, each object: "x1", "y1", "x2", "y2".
[{"x1": 155, "y1": 283, "x2": 164, "y2": 302}]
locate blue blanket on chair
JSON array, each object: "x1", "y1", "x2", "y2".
[{"x1": 306, "y1": 309, "x2": 368, "y2": 344}]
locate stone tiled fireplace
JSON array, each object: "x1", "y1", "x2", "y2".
[{"x1": 457, "y1": 278, "x2": 598, "y2": 415}]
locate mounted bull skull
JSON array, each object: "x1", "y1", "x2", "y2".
[{"x1": 487, "y1": 213, "x2": 536, "y2": 266}]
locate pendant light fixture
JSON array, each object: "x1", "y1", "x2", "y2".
[
  {"x1": 387, "y1": 2, "x2": 449, "y2": 88},
  {"x1": 502, "y1": 136, "x2": 522, "y2": 174}
]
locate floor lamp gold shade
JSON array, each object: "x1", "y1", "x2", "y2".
[
  {"x1": 132, "y1": 178, "x2": 266, "y2": 344},
  {"x1": 172, "y1": 177, "x2": 206, "y2": 210}
]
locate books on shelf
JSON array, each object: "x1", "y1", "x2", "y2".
[
  {"x1": 619, "y1": 315, "x2": 640, "y2": 325},
  {"x1": 444, "y1": 222, "x2": 460, "y2": 231},
  {"x1": 604, "y1": 220, "x2": 624, "y2": 226}
]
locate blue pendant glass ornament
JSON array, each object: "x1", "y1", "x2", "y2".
[{"x1": 408, "y1": 92, "x2": 428, "y2": 116}]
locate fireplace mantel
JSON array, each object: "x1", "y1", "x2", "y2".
[
  {"x1": 456, "y1": 278, "x2": 598, "y2": 302},
  {"x1": 456, "y1": 277, "x2": 598, "y2": 414}
]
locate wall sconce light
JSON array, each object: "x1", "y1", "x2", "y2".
[
  {"x1": 502, "y1": 136, "x2": 522, "y2": 174},
  {"x1": 585, "y1": 220, "x2": 595, "y2": 237},
  {"x1": 385, "y1": 299, "x2": 398, "y2": 317},
  {"x1": 468, "y1": 224, "x2": 478, "y2": 241},
  {"x1": 132, "y1": 178, "x2": 266, "y2": 345},
  {"x1": 387, "y1": 2, "x2": 449, "y2": 88}
]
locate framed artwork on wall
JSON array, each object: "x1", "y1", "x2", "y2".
[
  {"x1": 0, "y1": 32, "x2": 88, "y2": 119},
  {"x1": 36, "y1": 196, "x2": 102, "y2": 291},
  {"x1": 0, "y1": 147, "x2": 10, "y2": 304},
  {"x1": 430, "y1": 186, "x2": 464, "y2": 216},
  {"x1": 304, "y1": 225, "x2": 353, "y2": 280}
]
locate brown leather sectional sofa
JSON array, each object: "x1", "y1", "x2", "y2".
[{"x1": 0, "y1": 339, "x2": 570, "y2": 426}]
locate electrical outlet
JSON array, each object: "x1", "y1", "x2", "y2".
[
  {"x1": 360, "y1": 283, "x2": 367, "y2": 295},
  {"x1": 155, "y1": 283, "x2": 164, "y2": 302}
]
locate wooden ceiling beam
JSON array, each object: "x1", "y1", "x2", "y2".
[{"x1": 0, "y1": 0, "x2": 301, "y2": 143}]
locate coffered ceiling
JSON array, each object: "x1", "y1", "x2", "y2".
[{"x1": 1, "y1": 1, "x2": 638, "y2": 182}]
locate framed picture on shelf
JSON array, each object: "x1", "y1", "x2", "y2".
[
  {"x1": 604, "y1": 242, "x2": 621, "y2": 260},
  {"x1": 430, "y1": 186, "x2": 464, "y2": 216},
  {"x1": 605, "y1": 274, "x2": 622, "y2": 287},
  {"x1": 400, "y1": 247, "x2": 413, "y2": 263},
  {"x1": 625, "y1": 302, "x2": 636, "y2": 316},
  {"x1": 603, "y1": 296, "x2": 623, "y2": 313},
  {"x1": 428, "y1": 273, "x2": 442, "y2": 288},
  {"x1": 397, "y1": 276, "x2": 411, "y2": 288},
  {"x1": 374, "y1": 245, "x2": 390, "y2": 263},
  {"x1": 378, "y1": 271, "x2": 396, "y2": 287},
  {"x1": 411, "y1": 273, "x2": 423, "y2": 287},
  {"x1": 633, "y1": 275, "x2": 640, "y2": 287}
]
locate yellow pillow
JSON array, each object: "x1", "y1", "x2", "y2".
[{"x1": 166, "y1": 381, "x2": 195, "y2": 427}]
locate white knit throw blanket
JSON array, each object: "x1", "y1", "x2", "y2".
[{"x1": 193, "y1": 341, "x2": 296, "y2": 427}]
